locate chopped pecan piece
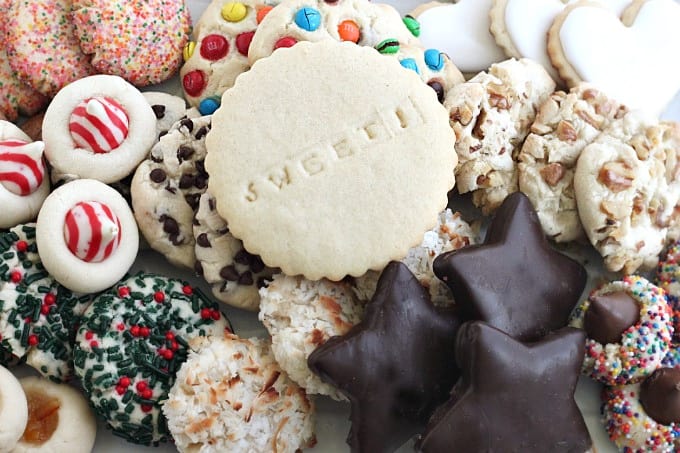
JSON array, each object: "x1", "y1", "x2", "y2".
[
  {"x1": 556, "y1": 120, "x2": 577, "y2": 142},
  {"x1": 598, "y1": 161, "x2": 635, "y2": 192},
  {"x1": 540, "y1": 163, "x2": 566, "y2": 186}
]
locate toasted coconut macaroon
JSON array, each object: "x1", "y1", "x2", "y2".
[{"x1": 164, "y1": 333, "x2": 316, "y2": 452}]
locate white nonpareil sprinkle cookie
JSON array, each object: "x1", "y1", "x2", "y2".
[
  {"x1": 73, "y1": 272, "x2": 230, "y2": 446},
  {"x1": 164, "y1": 333, "x2": 316, "y2": 453},
  {"x1": 205, "y1": 40, "x2": 457, "y2": 280},
  {"x1": 0, "y1": 120, "x2": 50, "y2": 229},
  {"x1": 518, "y1": 84, "x2": 628, "y2": 242},
  {"x1": 194, "y1": 191, "x2": 277, "y2": 311},
  {"x1": 353, "y1": 208, "x2": 477, "y2": 306},
  {"x1": 132, "y1": 116, "x2": 212, "y2": 269},
  {"x1": 574, "y1": 111, "x2": 680, "y2": 273},
  {"x1": 445, "y1": 58, "x2": 555, "y2": 214},
  {"x1": 258, "y1": 274, "x2": 364, "y2": 400},
  {"x1": 42, "y1": 75, "x2": 157, "y2": 184}
]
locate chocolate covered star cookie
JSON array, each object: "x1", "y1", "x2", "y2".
[
  {"x1": 417, "y1": 321, "x2": 591, "y2": 452},
  {"x1": 307, "y1": 261, "x2": 462, "y2": 453},
  {"x1": 433, "y1": 191, "x2": 586, "y2": 341}
]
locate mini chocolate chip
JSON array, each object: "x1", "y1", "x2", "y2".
[
  {"x1": 208, "y1": 197, "x2": 216, "y2": 211},
  {"x1": 256, "y1": 277, "x2": 270, "y2": 289},
  {"x1": 164, "y1": 184, "x2": 176, "y2": 194},
  {"x1": 150, "y1": 151, "x2": 163, "y2": 163},
  {"x1": 195, "y1": 160, "x2": 207, "y2": 176},
  {"x1": 180, "y1": 118, "x2": 194, "y2": 132},
  {"x1": 177, "y1": 145, "x2": 195, "y2": 162},
  {"x1": 217, "y1": 227, "x2": 229, "y2": 235},
  {"x1": 234, "y1": 250, "x2": 251, "y2": 265},
  {"x1": 158, "y1": 130, "x2": 168, "y2": 140},
  {"x1": 238, "y1": 271, "x2": 254, "y2": 286},
  {"x1": 169, "y1": 234, "x2": 182, "y2": 246},
  {"x1": 427, "y1": 80, "x2": 445, "y2": 103},
  {"x1": 185, "y1": 193, "x2": 201, "y2": 211},
  {"x1": 250, "y1": 255, "x2": 265, "y2": 273},
  {"x1": 150, "y1": 168, "x2": 166, "y2": 183},
  {"x1": 194, "y1": 175, "x2": 207, "y2": 190},
  {"x1": 194, "y1": 261, "x2": 204, "y2": 276},
  {"x1": 160, "y1": 215, "x2": 179, "y2": 236},
  {"x1": 195, "y1": 126, "x2": 209, "y2": 140},
  {"x1": 151, "y1": 104, "x2": 166, "y2": 119},
  {"x1": 196, "y1": 233, "x2": 211, "y2": 247},
  {"x1": 179, "y1": 174, "x2": 195, "y2": 189},
  {"x1": 220, "y1": 265, "x2": 239, "y2": 281}
]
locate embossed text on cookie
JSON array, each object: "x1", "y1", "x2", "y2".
[{"x1": 244, "y1": 95, "x2": 426, "y2": 202}]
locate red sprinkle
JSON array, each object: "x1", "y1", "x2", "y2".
[
  {"x1": 10, "y1": 270, "x2": 22, "y2": 283},
  {"x1": 116, "y1": 385, "x2": 127, "y2": 396},
  {"x1": 154, "y1": 291, "x2": 165, "y2": 303},
  {"x1": 16, "y1": 240, "x2": 28, "y2": 252},
  {"x1": 141, "y1": 389, "x2": 153, "y2": 400},
  {"x1": 161, "y1": 349, "x2": 174, "y2": 360},
  {"x1": 40, "y1": 304, "x2": 51, "y2": 315},
  {"x1": 28, "y1": 334, "x2": 38, "y2": 346},
  {"x1": 141, "y1": 404, "x2": 153, "y2": 413},
  {"x1": 118, "y1": 286, "x2": 130, "y2": 297},
  {"x1": 165, "y1": 332, "x2": 175, "y2": 340},
  {"x1": 182, "y1": 285, "x2": 193, "y2": 295},
  {"x1": 200, "y1": 308, "x2": 211, "y2": 320},
  {"x1": 130, "y1": 325, "x2": 140, "y2": 337},
  {"x1": 211, "y1": 309, "x2": 221, "y2": 321},
  {"x1": 119, "y1": 376, "x2": 131, "y2": 387},
  {"x1": 136, "y1": 381, "x2": 148, "y2": 392},
  {"x1": 85, "y1": 331, "x2": 94, "y2": 340},
  {"x1": 44, "y1": 293, "x2": 56, "y2": 305},
  {"x1": 90, "y1": 341, "x2": 99, "y2": 348},
  {"x1": 140, "y1": 327, "x2": 150, "y2": 338},
  {"x1": 117, "y1": 323, "x2": 125, "y2": 331}
]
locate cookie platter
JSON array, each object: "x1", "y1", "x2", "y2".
[{"x1": 3, "y1": 0, "x2": 680, "y2": 451}]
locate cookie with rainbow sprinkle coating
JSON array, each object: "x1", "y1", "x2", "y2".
[
  {"x1": 0, "y1": 223, "x2": 93, "y2": 382},
  {"x1": 569, "y1": 275, "x2": 673, "y2": 386},
  {"x1": 656, "y1": 239, "x2": 680, "y2": 340},
  {"x1": 71, "y1": 0, "x2": 191, "y2": 86},
  {"x1": 73, "y1": 271, "x2": 230, "y2": 446}
]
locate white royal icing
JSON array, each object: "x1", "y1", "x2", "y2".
[
  {"x1": 416, "y1": 0, "x2": 506, "y2": 73},
  {"x1": 558, "y1": 0, "x2": 680, "y2": 114}
]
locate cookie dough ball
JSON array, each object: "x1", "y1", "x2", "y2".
[
  {"x1": 603, "y1": 367, "x2": 680, "y2": 451},
  {"x1": 0, "y1": 365, "x2": 28, "y2": 452},
  {"x1": 132, "y1": 116, "x2": 212, "y2": 269},
  {"x1": 73, "y1": 272, "x2": 230, "y2": 446},
  {"x1": 142, "y1": 91, "x2": 192, "y2": 140},
  {"x1": 570, "y1": 275, "x2": 672, "y2": 385},
  {"x1": 353, "y1": 209, "x2": 476, "y2": 306},
  {"x1": 259, "y1": 274, "x2": 364, "y2": 399},
  {"x1": 164, "y1": 333, "x2": 316, "y2": 452},
  {"x1": 42, "y1": 74, "x2": 156, "y2": 184},
  {"x1": 194, "y1": 191, "x2": 277, "y2": 310},
  {"x1": 13, "y1": 376, "x2": 96, "y2": 453},
  {"x1": 36, "y1": 179, "x2": 139, "y2": 294},
  {"x1": 0, "y1": 121, "x2": 50, "y2": 229}
]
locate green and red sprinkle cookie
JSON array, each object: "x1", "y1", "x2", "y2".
[{"x1": 73, "y1": 271, "x2": 231, "y2": 446}]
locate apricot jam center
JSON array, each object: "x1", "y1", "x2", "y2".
[{"x1": 21, "y1": 388, "x2": 60, "y2": 445}]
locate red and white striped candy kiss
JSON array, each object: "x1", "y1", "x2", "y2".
[
  {"x1": 64, "y1": 201, "x2": 121, "y2": 262},
  {"x1": 69, "y1": 96, "x2": 129, "y2": 153},
  {"x1": 0, "y1": 139, "x2": 46, "y2": 196}
]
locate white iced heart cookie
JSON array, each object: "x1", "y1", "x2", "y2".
[
  {"x1": 411, "y1": 0, "x2": 507, "y2": 74},
  {"x1": 547, "y1": 0, "x2": 680, "y2": 115},
  {"x1": 489, "y1": 0, "x2": 631, "y2": 82}
]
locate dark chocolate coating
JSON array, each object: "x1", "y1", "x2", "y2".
[
  {"x1": 433, "y1": 192, "x2": 587, "y2": 341},
  {"x1": 417, "y1": 321, "x2": 592, "y2": 453},
  {"x1": 584, "y1": 291, "x2": 640, "y2": 345},
  {"x1": 307, "y1": 262, "x2": 462, "y2": 453},
  {"x1": 640, "y1": 367, "x2": 680, "y2": 426}
]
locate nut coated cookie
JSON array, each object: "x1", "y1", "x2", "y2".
[{"x1": 132, "y1": 116, "x2": 212, "y2": 269}]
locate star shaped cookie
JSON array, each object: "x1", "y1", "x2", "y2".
[
  {"x1": 307, "y1": 261, "x2": 462, "y2": 453},
  {"x1": 433, "y1": 191, "x2": 586, "y2": 341},
  {"x1": 417, "y1": 321, "x2": 591, "y2": 452}
]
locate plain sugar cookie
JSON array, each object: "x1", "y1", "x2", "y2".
[
  {"x1": 205, "y1": 40, "x2": 457, "y2": 280},
  {"x1": 42, "y1": 75, "x2": 157, "y2": 184},
  {"x1": 36, "y1": 179, "x2": 139, "y2": 293}
]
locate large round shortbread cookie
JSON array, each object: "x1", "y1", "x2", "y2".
[{"x1": 205, "y1": 40, "x2": 457, "y2": 280}]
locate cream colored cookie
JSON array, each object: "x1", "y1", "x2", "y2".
[
  {"x1": 205, "y1": 41, "x2": 456, "y2": 280},
  {"x1": 164, "y1": 333, "x2": 316, "y2": 452},
  {"x1": 411, "y1": 0, "x2": 507, "y2": 74},
  {"x1": 42, "y1": 75, "x2": 157, "y2": 184},
  {"x1": 258, "y1": 274, "x2": 364, "y2": 400},
  {"x1": 0, "y1": 121, "x2": 50, "y2": 229},
  {"x1": 547, "y1": 0, "x2": 680, "y2": 115},
  {"x1": 518, "y1": 84, "x2": 628, "y2": 242},
  {"x1": 353, "y1": 209, "x2": 477, "y2": 305},
  {"x1": 36, "y1": 179, "x2": 139, "y2": 293},
  {"x1": 489, "y1": 0, "x2": 631, "y2": 83},
  {"x1": 142, "y1": 91, "x2": 191, "y2": 140},
  {"x1": 180, "y1": 0, "x2": 274, "y2": 112},
  {"x1": 193, "y1": 191, "x2": 277, "y2": 310},
  {"x1": 445, "y1": 58, "x2": 555, "y2": 214},
  {"x1": 132, "y1": 116, "x2": 212, "y2": 269},
  {"x1": 0, "y1": 365, "x2": 27, "y2": 453},
  {"x1": 574, "y1": 111, "x2": 680, "y2": 273},
  {"x1": 14, "y1": 376, "x2": 96, "y2": 453}
]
